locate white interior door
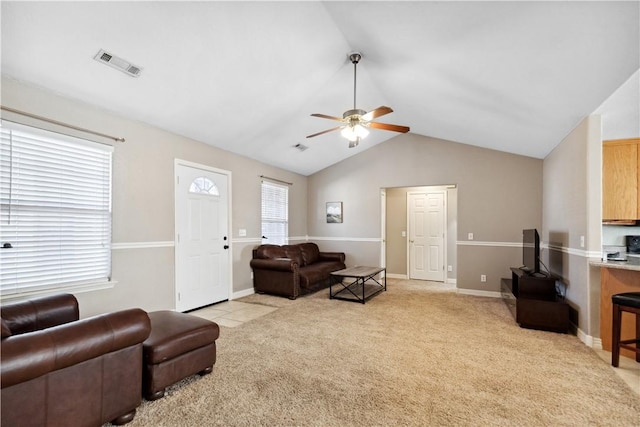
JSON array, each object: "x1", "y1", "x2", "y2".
[
  {"x1": 408, "y1": 191, "x2": 445, "y2": 281},
  {"x1": 175, "y1": 162, "x2": 230, "y2": 312}
]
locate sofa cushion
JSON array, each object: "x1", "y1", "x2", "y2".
[
  {"x1": 299, "y1": 261, "x2": 345, "y2": 289},
  {"x1": 1, "y1": 318, "x2": 11, "y2": 339},
  {"x1": 282, "y1": 245, "x2": 303, "y2": 266},
  {"x1": 299, "y1": 242, "x2": 320, "y2": 266},
  {"x1": 255, "y1": 244, "x2": 287, "y2": 260}
]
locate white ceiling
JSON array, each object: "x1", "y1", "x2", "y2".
[{"x1": 1, "y1": 1, "x2": 639, "y2": 176}]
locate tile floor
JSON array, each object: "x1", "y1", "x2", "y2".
[
  {"x1": 594, "y1": 349, "x2": 640, "y2": 397},
  {"x1": 188, "y1": 300, "x2": 278, "y2": 328}
]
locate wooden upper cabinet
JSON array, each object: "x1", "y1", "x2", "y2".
[{"x1": 602, "y1": 139, "x2": 640, "y2": 220}]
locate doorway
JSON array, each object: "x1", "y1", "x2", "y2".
[
  {"x1": 174, "y1": 160, "x2": 232, "y2": 312},
  {"x1": 382, "y1": 185, "x2": 456, "y2": 283}
]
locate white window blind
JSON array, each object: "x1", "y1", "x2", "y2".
[
  {"x1": 0, "y1": 122, "x2": 113, "y2": 296},
  {"x1": 261, "y1": 181, "x2": 288, "y2": 245}
]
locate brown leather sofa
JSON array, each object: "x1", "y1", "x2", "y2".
[
  {"x1": 1, "y1": 293, "x2": 151, "y2": 426},
  {"x1": 250, "y1": 242, "x2": 346, "y2": 299}
]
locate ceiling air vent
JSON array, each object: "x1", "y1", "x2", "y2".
[
  {"x1": 93, "y1": 49, "x2": 142, "y2": 77},
  {"x1": 293, "y1": 143, "x2": 308, "y2": 152}
]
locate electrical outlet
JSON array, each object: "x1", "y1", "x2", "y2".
[
  {"x1": 480, "y1": 274, "x2": 486, "y2": 282},
  {"x1": 239, "y1": 228, "x2": 247, "y2": 237},
  {"x1": 580, "y1": 235, "x2": 585, "y2": 248},
  {"x1": 468, "y1": 232, "x2": 474, "y2": 240},
  {"x1": 448, "y1": 265, "x2": 453, "y2": 272}
]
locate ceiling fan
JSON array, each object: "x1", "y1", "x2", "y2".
[{"x1": 307, "y1": 52, "x2": 410, "y2": 148}]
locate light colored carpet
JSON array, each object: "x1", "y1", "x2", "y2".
[{"x1": 123, "y1": 279, "x2": 640, "y2": 426}]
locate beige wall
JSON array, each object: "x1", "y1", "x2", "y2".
[
  {"x1": 1, "y1": 77, "x2": 307, "y2": 317},
  {"x1": 385, "y1": 188, "x2": 408, "y2": 275},
  {"x1": 542, "y1": 115, "x2": 602, "y2": 338},
  {"x1": 308, "y1": 133, "x2": 544, "y2": 293}
]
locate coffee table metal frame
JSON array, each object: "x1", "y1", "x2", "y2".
[{"x1": 330, "y1": 266, "x2": 386, "y2": 304}]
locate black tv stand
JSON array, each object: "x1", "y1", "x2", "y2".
[{"x1": 500, "y1": 268, "x2": 569, "y2": 333}]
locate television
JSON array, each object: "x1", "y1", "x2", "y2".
[{"x1": 522, "y1": 229, "x2": 540, "y2": 274}]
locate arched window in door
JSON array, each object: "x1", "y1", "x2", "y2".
[{"x1": 189, "y1": 177, "x2": 219, "y2": 196}]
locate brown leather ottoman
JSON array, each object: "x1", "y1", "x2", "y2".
[{"x1": 143, "y1": 310, "x2": 219, "y2": 400}]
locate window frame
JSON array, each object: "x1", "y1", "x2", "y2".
[
  {"x1": 261, "y1": 180, "x2": 288, "y2": 245},
  {"x1": 0, "y1": 121, "x2": 114, "y2": 300}
]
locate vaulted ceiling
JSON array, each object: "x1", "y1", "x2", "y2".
[{"x1": 2, "y1": 1, "x2": 638, "y2": 175}]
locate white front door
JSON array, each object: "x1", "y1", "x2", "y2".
[
  {"x1": 175, "y1": 162, "x2": 230, "y2": 312},
  {"x1": 408, "y1": 191, "x2": 445, "y2": 281}
]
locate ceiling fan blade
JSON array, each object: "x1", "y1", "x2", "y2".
[
  {"x1": 369, "y1": 122, "x2": 410, "y2": 133},
  {"x1": 311, "y1": 113, "x2": 344, "y2": 122},
  {"x1": 306, "y1": 126, "x2": 343, "y2": 138},
  {"x1": 362, "y1": 106, "x2": 393, "y2": 122}
]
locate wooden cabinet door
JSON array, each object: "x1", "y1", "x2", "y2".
[{"x1": 602, "y1": 140, "x2": 638, "y2": 220}]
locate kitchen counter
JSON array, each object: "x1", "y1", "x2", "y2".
[
  {"x1": 590, "y1": 256, "x2": 640, "y2": 271},
  {"x1": 594, "y1": 260, "x2": 640, "y2": 358}
]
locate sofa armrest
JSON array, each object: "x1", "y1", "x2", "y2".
[
  {"x1": 250, "y1": 258, "x2": 298, "y2": 272},
  {"x1": 319, "y1": 252, "x2": 346, "y2": 264},
  {"x1": 1, "y1": 308, "x2": 151, "y2": 388},
  {"x1": 0, "y1": 293, "x2": 79, "y2": 335}
]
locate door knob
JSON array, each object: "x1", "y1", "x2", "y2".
[{"x1": 223, "y1": 245, "x2": 229, "y2": 250}]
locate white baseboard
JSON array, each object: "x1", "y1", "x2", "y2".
[
  {"x1": 592, "y1": 337, "x2": 602, "y2": 350},
  {"x1": 386, "y1": 274, "x2": 457, "y2": 284},
  {"x1": 232, "y1": 288, "x2": 255, "y2": 300},
  {"x1": 576, "y1": 327, "x2": 602, "y2": 349},
  {"x1": 457, "y1": 288, "x2": 502, "y2": 298}
]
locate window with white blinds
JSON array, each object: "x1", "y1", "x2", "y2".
[
  {"x1": 0, "y1": 122, "x2": 113, "y2": 296},
  {"x1": 261, "y1": 181, "x2": 288, "y2": 245}
]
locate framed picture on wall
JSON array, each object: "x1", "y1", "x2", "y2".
[{"x1": 326, "y1": 202, "x2": 343, "y2": 223}]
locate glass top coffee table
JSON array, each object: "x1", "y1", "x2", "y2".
[{"x1": 330, "y1": 266, "x2": 386, "y2": 304}]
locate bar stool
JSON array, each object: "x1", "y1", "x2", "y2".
[{"x1": 611, "y1": 292, "x2": 640, "y2": 367}]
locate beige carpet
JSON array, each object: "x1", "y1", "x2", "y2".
[{"x1": 123, "y1": 279, "x2": 640, "y2": 426}]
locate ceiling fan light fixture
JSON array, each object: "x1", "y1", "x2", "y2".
[{"x1": 341, "y1": 124, "x2": 369, "y2": 142}]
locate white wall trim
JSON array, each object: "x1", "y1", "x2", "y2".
[
  {"x1": 112, "y1": 241, "x2": 175, "y2": 250},
  {"x1": 457, "y1": 288, "x2": 502, "y2": 298},
  {"x1": 546, "y1": 243, "x2": 600, "y2": 258},
  {"x1": 232, "y1": 287, "x2": 255, "y2": 300},
  {"x1": 232, "y1": 237, "x2": 262, "y2": 244},
  {"x1": 456, "y1": 240, "x2": 521, "y2": 248},
  {"x1": 387, "y1": 273, "x2": 408, "y2": 279},
  {"x1": 0, "y1": 280, "x2": 116, "y2": 303},
  {"x1": 447, "y1": 278, "x2": 457, "y2": 285},
  {"x1": 576, "y1": 327, "x2": 602, "y2": 349},
  {"x1": 308, "y1": 236, "x2": 381, "y2": 243},
  {"x1": 455, "y1": 240, "x2": 601, "y2": 258},
  {"x1": 592, "y1": 337, "x2": 603, "y2": 350}
]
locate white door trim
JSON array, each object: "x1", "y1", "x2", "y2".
[
  {"x1": 174, "y1": 159, "x2": 233, "y2": 309},
  {"x1": 380, "y1": 188, "x2": 386, "y2": 275}
]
